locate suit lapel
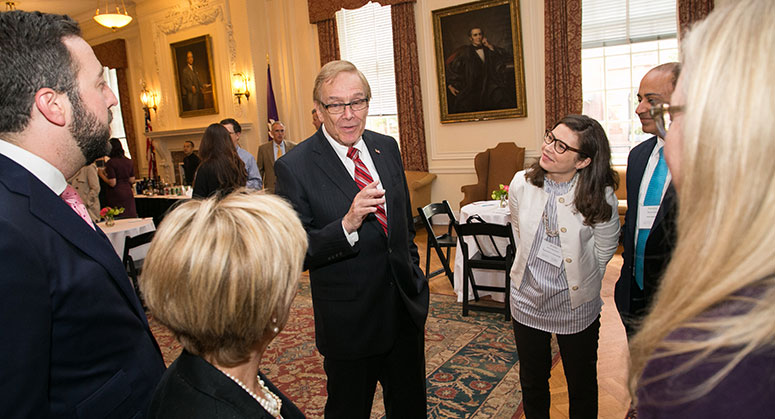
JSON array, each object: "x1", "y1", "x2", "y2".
[
  {"x1": 310, "y1": 132, "x2": 360, "y2": 202},
  {"x1": 26, "y1": 176, "x2": 148, "y2": 321},
  {"x1": 362, "y1": 133, "x2": 392, "y2": 237}
]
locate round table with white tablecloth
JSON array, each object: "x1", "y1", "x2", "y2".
[
  {"x1": 97, "y1": 217, "x2": 156, "y2": 260},
  {"x1": 454, "y1": 200, "x2": 513, "y2": 302}
]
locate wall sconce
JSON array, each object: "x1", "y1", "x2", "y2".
[
  {"x1": 94, "y1": 0, "x2": 133, "y2": 30},
  {"x1": 140, "y1": 85, "x2": 158, "y2": 121},
  {"x1": 232, "y1": 73, "x2": 250, "y2": 104}
]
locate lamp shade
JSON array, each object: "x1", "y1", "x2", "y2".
[{"x1": 94, "y1": 12, "x2": 132, "y2": 29}]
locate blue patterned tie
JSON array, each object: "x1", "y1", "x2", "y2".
[{"x1": 634, "y1": 147, "x2": 667, "y2": 289}]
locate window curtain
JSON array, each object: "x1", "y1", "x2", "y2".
[
  {"x1": 678, "y1": 0, "x2": 714, "y2": 37},
  {"x1": 316, "y1": 18, "x2": 340, "y2": 67},
  {"x1": 308, "y1": 0, "x2": 427, "y2": 171},
  {"x1": 391, "y1": 2, "x2": 427, "y2": 171},
  {"x1": 544, "y1": 0, "x2": 583, "y2": 128},
  {"x1": 91, "y1": 39, "x2": 139, "y2": 176}
]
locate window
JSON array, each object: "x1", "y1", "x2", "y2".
[
  {"x1": 336, "y1": 2, "x2": 399, "y2": 143},
  {"x1": 103, "y1": 67, "x2": 131, "y2": 158},
  {"x1": 581, "y1": 0, "x2": 677, "y2": 162}
]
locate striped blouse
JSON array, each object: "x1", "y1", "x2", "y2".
[{"x1": 510, "y1": 176, "x2": 602, "y2": 334}]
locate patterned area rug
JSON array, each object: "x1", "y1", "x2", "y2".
[{"x1": 148, "y1": 279, "x2": 559, "y2": 418}]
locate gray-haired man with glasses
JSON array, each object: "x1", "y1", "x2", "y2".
[
  {"x1": 274, "y1": 60, "x2": 428, "y2": 418},
  {"x1": 615, "y1": 62, "x2": 681, "y2": 337}
]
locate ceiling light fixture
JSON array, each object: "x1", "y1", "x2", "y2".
[{"x1": 94, "y1": 0, "x2": 133, "y2": 31}]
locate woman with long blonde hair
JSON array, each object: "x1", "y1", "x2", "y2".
[{"x1": 629, "y1": 0, "x2": 775, "y2": 416}]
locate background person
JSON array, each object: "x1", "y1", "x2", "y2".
[
  {"x1": 508, "y1": 115, "x2": 620, "y2": 419},
  {"x1": 141, "y1": 190, "x2": 307, "y2": 418},
  {"x1": 68, "y1": 158, "x2": 101, "y2": 221},
  {"x1": 629, "y1": 0, "x2": 775, "y2": 416},
  {"x1": 257, "y1": 120, "x2": 296, "y2": 193},
  {"x1": 221, "y1": 118, "x2": 262, "y2": 190},
  {"x1": 192, "y1": 123, "x2": 247, "y2": 198},
  {"x1": 182, "y1": 140, "x2": 200, "y2": 185},
  {"x1": 98, "y1": 137, "x2": 137, "y2": 218}
]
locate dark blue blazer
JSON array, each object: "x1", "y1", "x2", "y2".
[
  {"x1": 615, "y1": 136, "x2": 677, "y2": 332},
  {"x1": 0, "y1": 154, "x2": 165, "y2": 418},
  {"x1": 275, "y1": 129, "x2": 429, "y2": 360}
]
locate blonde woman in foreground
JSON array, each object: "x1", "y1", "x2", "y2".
[
  {"x1": 629, "y1": 0, "x2": 775, "y2": 417},
  {"x1": 140, "y1": 190, "x2": 307, "y2": 418}
]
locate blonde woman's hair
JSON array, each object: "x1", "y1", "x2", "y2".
[
  {"x1": 139, "y1": 189, "x2": 308, "y2": 367},
  {"x1": 628, "y1": 0, "x2": 775, "y2": 404}
]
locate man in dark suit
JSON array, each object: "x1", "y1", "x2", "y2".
[
  {"x1": 0, "y1": 11, "x2": 165, "y2": 417},
  {"x1": 257, "y1": 120, "x2": 296, "y2": 193},
  {"x1": 275, "y1": 60, "x2": 429, "y2": 418},
  {"x1": 181, "y1": 51, "x2": 205, "y2": 111},
  {"x1": 615, "y1": 63, "x2": 680, "y2": 336},
  {"x1": 445, "y1": 27, "x2": 515, "y2": 114}
]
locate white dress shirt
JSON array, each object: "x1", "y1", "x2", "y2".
[
  {"x1": 0, "y1": 139, "x2": 67, "y2": 195},
  {"x1": 321, "y1": 124, "x2": 386, "y2": 245},
  {"x1": 635, "y1": 137, "x2": 672, "y2": 243}
]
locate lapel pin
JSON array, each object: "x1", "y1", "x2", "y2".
[{"x1": 375, "y1": 149, "x2": 381, "y2": 154}]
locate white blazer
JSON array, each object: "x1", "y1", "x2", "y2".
[{"x1": 508, "y1": 170, "x2": 620, "y2": 309}]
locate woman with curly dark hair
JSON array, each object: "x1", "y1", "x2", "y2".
[
  {"x1": 193, "y1": 123, "x2": 247, "y2": 198},
  {"x1": 508, "y1": 114, "x2": 620, "y2": 418}
]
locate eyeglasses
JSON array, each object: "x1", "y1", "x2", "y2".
[
  {"x1": 544, "y1": 130, "x2": 587, "y2": 156},
  {"x1": 650, "y1": 103, "x2": 684, "y2": 138},
  {"x1": 321, "y1": 98, "x2": 369, "y2": 114}
]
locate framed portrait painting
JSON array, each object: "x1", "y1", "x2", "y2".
[
  {"x1": 433, "y1": 0, "x2": 527, "y2": 123},
  {"x1": 171, "y1": 35, "x2": 218, "y2": 118}
]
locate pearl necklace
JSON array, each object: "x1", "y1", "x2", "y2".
[{"x1": 223, "y1": 372, "x2": 283, "y2": 418}]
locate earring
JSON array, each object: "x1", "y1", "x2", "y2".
[{"x1": 271, "y1": 317, "x2": 279, "y2": 334}]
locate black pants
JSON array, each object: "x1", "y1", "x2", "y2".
[
  {"x1": 323, "y1": 308, "x2": 427, "y2": 418},
  {"x1": 512, "y1": 317, "x2": 600, "y2": 419}
]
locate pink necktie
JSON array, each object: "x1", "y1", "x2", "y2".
[
  {"x1": 346, "y1": 147, "x2": 387, "y2": 234},
  {"x1": 61, "y1": 185, "x2": 95, "y2": 230}
]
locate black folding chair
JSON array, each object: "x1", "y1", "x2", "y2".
[
  {"x1": 417, "y1": 200, "x2": 457, "y2": 287},
  {"x1": 122, "y1": 230, "x2": 155, "y2": 302},
  {"x1": 454, "y1": 220, "x2": 516, "y2": 320}
]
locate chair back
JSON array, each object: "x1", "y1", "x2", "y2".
[
  {"x1": 418, "y1": 200, "x2": 456, "y2": 233},
  {"x1": 122, "y1": 231, "x2": 155, "y2": 274},
  {"x1": 455, "y1": 221, "x2": 516, "y2": 263},
  {"x1": 461, "y1": 142, "x2": 525, "y2": 207}
]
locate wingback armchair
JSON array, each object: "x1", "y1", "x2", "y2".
[{"x1": 460, "y1": 142, "x2": 525, "y2": 207}]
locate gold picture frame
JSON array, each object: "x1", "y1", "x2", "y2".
[
  {"x1": 171, "y1": 35, "x2": 218, "y2": 118},
  {"x1": 432, "y1": 0, "x2": 527, "y2": 123}
]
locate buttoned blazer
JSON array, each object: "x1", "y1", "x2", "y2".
[
  {"x1": 0, "y1": 154, "x2": 165, "y2": 418},
  {"x1": 257, "y1": 140, "x2": 296, "y2": 193},
  {"x1": 274, "y1": 129, "x2": 429, "y2": 360},
  {"x1": 508, "y1": 170, "x2": 621, "y2": 309},
  {"x1": 615, "y1": 136, "x2": 677, "y2": 320}
]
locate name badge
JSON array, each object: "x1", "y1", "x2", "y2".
[
  {"x1": 537, "y1": 240, "x2": 563, "y2": 267},
  {"x1": 638, "y1": 205, "x2": 660, "y2": 230}
]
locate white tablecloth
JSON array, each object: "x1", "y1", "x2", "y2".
[
  {"x1": 454, "y1": 200, "x2": 512, "y2": 302},
  {"x1": 97, "y1": 217, "x2": 156, "y2": 260}
]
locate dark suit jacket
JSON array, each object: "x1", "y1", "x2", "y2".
[
  {"x1": 148, "y1": 350, "x2": 304, "y2": 418},
  {"x1": 257, "y1": 139, "x2": 296, "y2": 193},
  {"x1": 0, "y1": 154, "x2": 165, "y2": 418},
  {"x1": 615, "y1": 136, "x2": 677, "y2": 332},
  {"x1": 275, "y1": 130, "x2": 429, "y2": 360}
]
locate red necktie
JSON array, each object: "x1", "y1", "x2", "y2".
[
  {"x1": 61, "y1": 184, "x2": 95, "y2": 230},
  {"x1": 346, "y1": 147, "x2": 387, "y2": 234}
]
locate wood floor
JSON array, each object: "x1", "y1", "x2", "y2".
[{"x1": 415, "y1": 225, "x2": 630, "y2": 419}]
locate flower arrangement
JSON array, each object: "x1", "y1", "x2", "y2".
[
  {"x1": 100, "y1": 206, "x2": 124, "y2": 226},
  {"x1": 491, "y1": 184, "x2": 509, "y2": 207}
]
